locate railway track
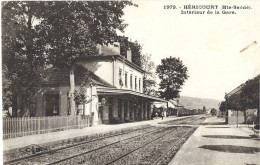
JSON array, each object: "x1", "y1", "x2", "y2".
[
  {"x1": 5, "y1": 116, "x2": 206, "y2": 165},
  {"x1": 4, "y1": 125, "x2": 155, "y2": 165},
  {"x1": 107, "y1": 127, "x2": 187, "y2": 165},
  {"x1": 107, "y1": 117, "x2": 206, "y2": 165},
  {"x1": 160, "y1": 115, "x2": 206, "y2": 126},
  {"x1": 48, "y1": 129, "x2": 170, "y2": 165},
  {"x1": 50, "y1": 126, "x2": 197, "y2": 165},
  {"x1": 151, "y1": 128, "x2": 194, "y2": 165},
  {"x1": 110, "y1": 126, "x2": 195, "y2": 165},
  {"x1": 106, "y1": 132, "x2": 173, "y2": 164}
]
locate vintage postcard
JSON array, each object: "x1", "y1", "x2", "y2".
[{"x1": 1, "y1": 0, "x2": 260, "y2": 164}]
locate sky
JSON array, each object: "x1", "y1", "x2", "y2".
[{"x1": 121, "y1": 0, "x2": 260, "y2": 100}]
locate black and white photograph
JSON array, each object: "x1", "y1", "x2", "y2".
[{"x1": 1, "y1": 0, "x2": 260, "y2": 164}]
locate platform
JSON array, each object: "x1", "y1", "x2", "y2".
[{"x1": 169, "y1": 117, "x2": 260, "y2": 165}]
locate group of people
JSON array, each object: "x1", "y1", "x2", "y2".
[
  {"x1": 152, "y1": 110, "x2": 165, "y2": 120},
  {"x1": 151, "y1": 105, "x2": 168, "y2": 120}
]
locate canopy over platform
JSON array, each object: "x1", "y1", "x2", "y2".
[
  {"x1": 97, "y1": 86, "x2": 167, "y2": 102},
  {"x1": 153, "y1": 101, "x2": 176, "y2": 108}
]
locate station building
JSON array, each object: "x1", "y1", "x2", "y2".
[{"x1": 15, "y1": 43, "x2": 166, "y2": 125}]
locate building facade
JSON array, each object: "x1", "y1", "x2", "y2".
[{"x1": 16, "y1": 43, "x2": 166, "y2": 125}]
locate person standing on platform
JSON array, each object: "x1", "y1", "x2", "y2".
[{"x1": 161, "y1": 110, "x2": 164, "y2": 120}]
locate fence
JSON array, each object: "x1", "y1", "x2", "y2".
[{"x1": 3, "y1": 115, "x2": 93, "y2": 139}]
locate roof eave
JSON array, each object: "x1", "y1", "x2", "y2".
[{"x1": 80, "y1": 55, "x2": 145, "y2": 73}]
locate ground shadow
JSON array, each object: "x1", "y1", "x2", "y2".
[
  {"x1": 203, "y1": 135, "x2": 251, "y2": 139},
  {"x1": 249, "y1": 134, "x2": 260, "y2": 138},
  {"x1": 202, "y1": 135, "x2": 260, "y2": 141},
  {"x1": 199, "y1": 145, "x2": 260, "y2": 154},
  {"x1": 205, "y1": 127, "x2": 230, "y2": 128},
  {"x1": 202, "y1": 122, "x2": 226, "y2": 125}
]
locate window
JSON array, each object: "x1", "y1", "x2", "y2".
[
  {"x1": 119, "y1": 69, "x2": 123, "y2": 86},
  {"x1": 135, "y1": 76, "x2": 137, "y2": 90},
  {"x1": 125, "y1": 72, "x2": 128, "y2": 87},
  {"x1": 139, "y1": 78, "x2": 141, "y2": 91},
  {"x1": 130, "y1": 74, "x2": 133, "y2": 89},
  {"x1": 119, "y1": 69, "x2": 122, "y2": 77}
]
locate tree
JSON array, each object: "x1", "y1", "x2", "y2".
[
  {"x1": 203, "y1": 106, "x2": 207, "y2": 113},
  {"x1": 73, "y1": 70, "x2": 93, "y2": 115},
  {"x1": 2, "y1": 2, "x2": 47, "y2": 115},
  {"x1": 210, "y1": 108, "x2": 217, "y2": 116},
  {"x1": 219, "y1": 101, "x2": 227, "y2": 112},
  {"x1": 226, "y1": 94, "x2": 244, "y2": 110},
  {"x1": 36, "y1": 1, "x2": 133, "y2": 115},
  {"x1": 129, "y1": 41, "x2": 142, "y2": 67},
  {"x1": 118, "y1": 37, "x2": 142, "y2": 67},
  {"x1": 2, "y1": 66, "x2": 12, "y2": 111},
  {"x1": 2, "y1": 1, "x2": 134, "y2": 115},
  {"x1": 223, "y1": 75, "x2": 259, "y2": 127},
  {"x1": 240, "y1": 75, "x2": 259, "y2": 110},
  {"x1": 141, "y1": 54, "x2": 156, "y2": 95},
  {"x1": 240, "y1": 75, "x2": 259, "y2": 127},
  {"x1": 156, "y1": 56, "x2": 188, "y2": 100},
  {"x1": 225, "y1": 91, "x2": 245, "y2": 127},
  {"x1": 219, "y1": 100, "x2": 228, "y2": 123}
]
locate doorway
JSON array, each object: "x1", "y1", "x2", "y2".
[
  {"x1": 124, "y1": 100, "x2": 128, "y2": 121},
  {"x1": 45, "y1": 94, "x2": 59, "y2": 116},
  {"x1": 118, "y1": 99, "x2": 122, "y2": 119}
]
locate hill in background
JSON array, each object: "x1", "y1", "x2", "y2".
[{"x1": 178, "y1": 96, "x2": 222, "y2": 110}]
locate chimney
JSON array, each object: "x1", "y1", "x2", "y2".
[
  {"x1": 126, "y1": 48, "x2": 132, "y2": 62},
  {"x1": 112, "y1": 42, "x2": 120, "y2": 55},
  {"x1": 97, "y1": 44, "x2": 102, "y2": 54},
  {"x1": 176, "y1": 99, "x2": 179, "y2": 106}
]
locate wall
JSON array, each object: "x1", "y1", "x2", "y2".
[
  {"x1": 245, "y1": 109, "x2": 258, "y2": 124},
  {"x1": 33, "y1": 86, "x2": 70, "y2": 117},
  {"x1": 31, "y1": 85, "x2": 99, "y2": 127},
  {"x1": 79, "y1": 57, "x2": 144, "y2": 93},
  {"x1": 78, "y1": 59, "x2": 114, "y2": 86},
  {"x1": 227, "y1": 110, "x2": 245, "y2": 125},
  {"x1": 115, "y1": 60, "x2": 143, "y2": 92},
  {"x1": 227, "y1": 109, "x2": 258, "y2": 125}
]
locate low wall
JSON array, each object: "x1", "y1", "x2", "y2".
[{"x1": 227, "y1": 109, "x2": 257, "y2": 125}]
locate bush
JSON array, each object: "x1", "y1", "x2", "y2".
[{"x1": 246, "y1": 114, "x2": 257, "y2": 124}]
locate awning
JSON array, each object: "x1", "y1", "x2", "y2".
[
  {"x1": 96, "y1": 86, "x2": 167, "y2": 102},
  {"x1": 153, "y1": 101, "x2": 176, "y2": 108}
]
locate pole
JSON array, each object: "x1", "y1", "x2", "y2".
[
  {"x1": 237, "y1": 110, "x2": 238, "y2": 128},
  {"x1": 167, "y1": 102, "x2": 169, "y2": 117}
]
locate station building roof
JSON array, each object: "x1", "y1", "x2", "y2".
[
  {"x1": 41, "y1": 65, "x2": 114, "y2": 88},
  {"x1": 226, "y1": 84, "x2": 244, "y2": 98},
  {"x1": 96, "y1": 86, "x2": 167, "y2": 103}
]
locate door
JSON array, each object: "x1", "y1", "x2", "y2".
[
  {"x1": 118, "y1": 99, "x2": 122, "y2": 119},
  {"x1": 124, "y1": 100, "x2": 128, "y2": 120},
  {"x1": 129, "y1": 101, "x2": 133, "y2": 120},
  {"x1": 108, "y1": 97, "x2": 113, "y2": 123},
  {"x1": 45, "y1": 94, "x2": 59, "y2": 116}
]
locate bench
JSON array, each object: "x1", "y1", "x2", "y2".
[{"x1": 252, "y1": 123, "x2": 260, "y2": 136}]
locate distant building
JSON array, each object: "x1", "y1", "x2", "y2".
[
  {"x1": 225, "y1": 84, "x2": 244, "y2": 98},
  {"x1": 225, "y1": 82, "x2": 257, "y2": 125}
]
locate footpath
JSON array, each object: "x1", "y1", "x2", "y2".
[
  {"x1": 169, "y1": 117, "x2": 260, "y2": 165},
  {"x1": 3, "y1": 115, "x2": 186, "y2": 152}
]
